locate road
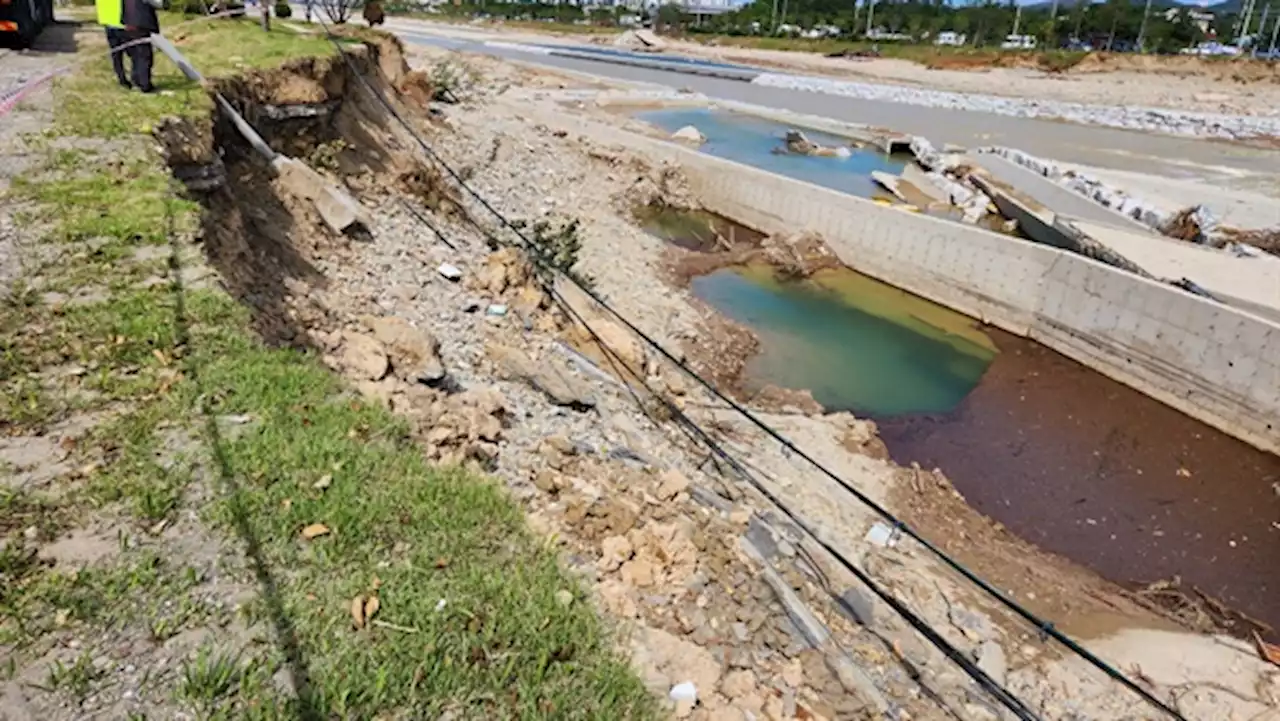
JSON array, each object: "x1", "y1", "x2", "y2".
[{"x1": 386, "y1": 23, "x2": 1280, "y2": 186}]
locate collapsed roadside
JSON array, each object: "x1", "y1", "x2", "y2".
[{"x1": 2, "y1": 15, "x2": 1278, "y2": 721}]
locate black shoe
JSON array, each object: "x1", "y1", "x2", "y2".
[
  {"x1": 117, "y1": 78, "x2": 131, "y2": 89},
  {"x1": 137, "y1": 85, "x2": 156, "y2": 94}
]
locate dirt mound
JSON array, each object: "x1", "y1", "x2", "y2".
[
  {"x1": 1068, "y1": 51, "x2": 1280, "y2": 83},
  {"x1": 923, "y1": 50, "x2": 1044, "y2": 72}
]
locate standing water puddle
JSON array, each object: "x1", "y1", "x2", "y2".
[
  {"x1": 635, "y1": 205, "x2": 764, "y2": 252},
  {"x1": 692, "y1": 265, "x2": 997, "y2": 415},
  {"x1": 688, "y1": 261, "x2": 1280, "y2": 632},
  {"x1": 637, "y1": 108, "x2": 907, "y2": 200}
]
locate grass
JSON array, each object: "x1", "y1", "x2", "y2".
[
  {"x1": 54, "y1": 14, "x2": 337, "y2": 138},
  {"x1": 1, "y1": 14, "x2": 658, "y2": 720}
]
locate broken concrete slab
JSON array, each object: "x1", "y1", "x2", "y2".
[
  {"x1": 900, "y1": 163, "x2": 950, "y2": 204},
  {"x1": 972, "y1": 153, "x2": 1154, "y2": 233},
  {"x1": 272, "y1": 156, "x2": 371, "y2": 235},
  {"x1": 487, "y1": 343, "x2": 596, "y2": 409},
  {"x1": 1064, "y1": 218, "x2": 1280, "y2": 322}
]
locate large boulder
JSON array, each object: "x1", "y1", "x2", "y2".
[
  {"x1": 365, "y1": 316, "x2": 447, "y2": 386},
  {"x1": 339, "y1": 331, "x2": 389, "y2": 381}
]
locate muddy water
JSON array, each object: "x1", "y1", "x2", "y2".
[
  {"x1": 877, "y1": 330, "x2": 1280, "y2": 632},
  {"x1": 683, "y1": 261, "x2": 1280, "y2": 632},
  {"x1": 634, "y1": 206, "x2": 765, "y2": 252},
  {"x1": 636, "y1": 107, "x2": 907, "y2": 199}
]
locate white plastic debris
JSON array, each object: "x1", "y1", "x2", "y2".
[
  {"x1": 669, "y1": 681, "x2": 697, "y2": 704},
  {"x1": 485, "y1": 304, "x2": 508, "y2": 317},
  {"x1": 434, "y1": 598, "x2": 447, "y2": 612},
  {"x1": 865, "y1": 522, "x2": 899, "y2": 548},
  {"x1": 437, "y1": 263, "x2": 462, "y2": 281}
]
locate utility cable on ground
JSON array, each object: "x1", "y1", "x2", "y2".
[
  {"x1": 310, "y1": 14, "x2": 1186, "y2": 721},
  {"x1": 311, "y1": 16, "x2": 1049, "y2": 720}
]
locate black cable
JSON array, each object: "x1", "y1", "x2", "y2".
[
  {"x1": 310, "y1": 19, "x2": 1188, "y2": 721},
  {"x1": 554, "y1": 293, "x2": 1043, "y2": 721},
  {"x1": 391, "y1": 149, "x2": 1042, "y2": 718}
]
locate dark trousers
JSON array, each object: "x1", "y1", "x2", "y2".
[
  {"x1": 124, "y1": 29, "x2": 154, "y2": 92},
  {"x1": 105, "y1": 27, "x2": 129, "y2": 85}
]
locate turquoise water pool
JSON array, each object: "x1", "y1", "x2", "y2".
[
  {"x1": 637, "y1": 107, "x2": 907, "y2": 200},
  {"x1": 692, "y1": 265, "x2": 997, "y2": 416}
]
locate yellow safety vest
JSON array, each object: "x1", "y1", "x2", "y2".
[{"x1": 96, "y1": 0, "x2": 123, "y2": 28}]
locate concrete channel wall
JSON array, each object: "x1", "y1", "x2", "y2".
[{"x1": 533, "y1": 109, "x2": 1280, "y2": 455}]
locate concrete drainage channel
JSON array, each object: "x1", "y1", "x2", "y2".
[{"x1": 528, "y1": 100, "x2": 1280, "y2": 630}]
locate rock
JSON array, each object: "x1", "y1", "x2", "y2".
[
  {"x1": 339, "y1": 332, "x2": 388, "y2": 381},
  {"x1": 598, "y1": 580, "x2": 638, "y2": 618},
  {"x1": 671, "y1": 125, "x2": 707, "y2": 145},
  {"x1": 474, "y1": 247, "x2": 532, "y2": 296},
  {"x1": 556, "y1": 278, "x2": 646, "y2": 373},
  {"x1": 779, "y1": 129, "x2": 850, "y2": 158},
  {"x1": 487, "y1": 343, "x2": 595, "y2": 408},
  {"x1": 657, "y1": 469, "x2": 691, "y2": 500},
  {"x1": 779, "y1": 658, "x2": 803, "y2": 688},
  {"x1": 974, "y1": 640, "x2": 1008, "y2": 686},
  {"x1": 367, "y1": 316, "x2": 446, "y2": 385},
  {"x1": 543, "y1": 434, "x2": 576, "y2": 456},
  {"x1": 533, "y1": 470, "x2": 561, "y2": 494},
  {"x1": 599, "y1": 535, "x2": 634, "y2": 572},
  {"x1": 620, "y1": 558, "x2": 655, "y2": 587},
  {"x1": 763, "y1": 694, "x2": 785, "y2": 721},
  {"x1": 670, "y1": 681, "x2": 698, "y2": 704},
  {"x1": 834, "y1": 587, "x2": 874, "y2": 627},
  {"x1": 720, "y1": 669, "x2": 756, "y2": 698},
  {"x1": 676, "y1": 605, "x2": 708, "y2": 634}
]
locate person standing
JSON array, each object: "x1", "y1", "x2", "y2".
[
  {"x1": 120, "y1": 0, "x2": 161, "y2": 93},
  {"x1": 95, "y1": 0, "x2": 130, "y2": 89}
]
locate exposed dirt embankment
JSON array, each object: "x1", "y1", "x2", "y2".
[{"x1": 153, "y1": 34, "x2": 461, "y2": 348}]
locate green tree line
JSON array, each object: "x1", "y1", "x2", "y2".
[
  {"x1": 407, "y1": 0, "x2": 1247, "y2": 53},
  {"x1": 702, "y1": 0, "x2": 1227, "y2": 53}
]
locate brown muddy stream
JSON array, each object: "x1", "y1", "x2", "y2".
[{"x1": 875, "y1": 328, "x2": 1280, "y2": 634}]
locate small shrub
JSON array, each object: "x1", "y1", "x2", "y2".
[
  {"x1": 428, "y1": 59, "x2": 481, "y2": 103},
  {"x1": 274, "y1": 1, "x2": 292, "y2": 18},
  {"x1": 514, "y1": 217, "x2": 594, "y2": 290}
]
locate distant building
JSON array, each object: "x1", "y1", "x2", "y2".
[{"x1": 933, "y1": 31, "x2": 966, "y2": 46}]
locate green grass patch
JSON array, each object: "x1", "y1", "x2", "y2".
[
  {"x1": 9, "y1": 155, "x2": 196, "y2": 244},
  {"x1": 54, "y1": 14, "x2": 337, "y2": 139}
]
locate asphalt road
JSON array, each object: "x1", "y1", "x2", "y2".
[{"x1": 395, "y1": 29, "x2": 1280, "y2": 182}]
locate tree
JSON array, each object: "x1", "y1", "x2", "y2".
[{"x1": 318, "y1": 0, "x2": 359, "y2": 24}]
